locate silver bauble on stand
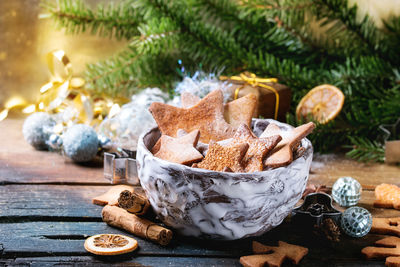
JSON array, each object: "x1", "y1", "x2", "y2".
[
  {"x1": 63, "y1": 124, "x2": 99, "y2": 162},
  {"x1": 22, "y1": 112, "x2": 56, "y2": 150}
]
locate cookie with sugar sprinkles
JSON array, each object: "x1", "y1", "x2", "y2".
[
  {"x1": 150, "y1": 90, "x2": 235, "y2": 143},
  {"x1": 193, "y1": 141, "x2": 249, "y2": 172},
  {"x1": 231, "y1": 124, "x2": 282, "y2": 172},
  {"x1": 154, "y1": 130, "x2": 203, "y2": 165},
  {"x1": 261, "y1": 122, "x2": 315, "y2": 168}
]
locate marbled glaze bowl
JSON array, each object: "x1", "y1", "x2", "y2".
[{"x1": 136, "y1": 119, "x2": 313, "y2": 240}]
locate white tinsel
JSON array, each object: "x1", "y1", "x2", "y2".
[
  {"x1": 173, "y1": 71, "x2": 233, "y2": 106},
  {"x1": 98, "y1": 88, "x2": 169, "y2": 151}
]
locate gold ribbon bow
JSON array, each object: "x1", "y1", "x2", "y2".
[
  {"x1": 220, "y1": 72, "x2": 279, "y2": 120},
  {"x1": 0, "y1": 50, "x2": 128, "y2": 125}
]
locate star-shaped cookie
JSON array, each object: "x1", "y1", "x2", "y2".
[
  {"x1": 260, "y1": 122, "x2": 315, "y2": 168},
  {"x1": 193, "y1": 141, "x2": 249, "y2": 172},
  {"x1": 180, "y1": 91, "x2": 257, "y2": 129},
  {"x1": 154, "y1": 130, "x2": 203, "y2": 165},
  {"x1": 231, "y1": 124, "x2": 282, "y2": 172},
  {"x1": 150, "y1": 90, "x2": 235, "y2": 143}
]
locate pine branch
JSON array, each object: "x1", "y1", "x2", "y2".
[
  {"x1": 41, "y1": 0, "x2": 143, "y2": 40},
  {"x1": 313, "y1": 0, "x2": 399, "y2": 64},
  {"x1": 345, "y1": 136, "x2": 385, "y2": 163}
]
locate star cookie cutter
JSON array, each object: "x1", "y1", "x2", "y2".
[
  {"x1": 379, "y1": 117, "x2": 400, "y2": 164},
  {"x1": 104, "y1": 148, "x2": 139, "y2": 185},
  {"x1": 292, "y1": 193, "x2": 342, "y2": 227},
  {"x1": 379, "y1": 117, "x2": 400, "y2": 142}
]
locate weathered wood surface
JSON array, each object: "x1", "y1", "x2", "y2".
[
  {"x1": 0, "y1": 119, "x2": 105, "y2": 185},
  {"x1": 1, "y1": 119, "x2": 399, "y2": 185},
  {"x1": 0, "y1": 256, "x2": 387, "y2": 267},
  {"x1": 0, "y1": 118, "x2": 399, "y2": 266},
  {"x1": 2, "y1": 184, "x2": 400, "y2": 220}
]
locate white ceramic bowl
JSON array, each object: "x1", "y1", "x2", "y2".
[{"x1": 136, "y1": 119, "x2": 313, "y2": 240}]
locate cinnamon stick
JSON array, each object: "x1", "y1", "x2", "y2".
[
  {"x1": 102, "y1": 205, "x2": 172, "y2": 246},
  {"x1": 118, "y1": 190, "x2": 150, "y2": 215}
]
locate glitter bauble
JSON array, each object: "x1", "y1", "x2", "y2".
[
  {"x1": 63, "y1": 124, "x2": 98, "y2": 162},
  {"x1": 332, "y1": 177, "x2": 362, "y2": 207},
  {"x1": 22, "y1": 112, "x2": 56, "y2": 150},
  {"x1": 341, "y1": 206, "x2": 372, "y2": 238}
]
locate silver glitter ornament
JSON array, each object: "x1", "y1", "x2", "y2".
[
  {"x1": 63, "y1": 124, "x2": 99, "y2": 162},
  {"x1": 341, "y1": 206, "x2": 372, "y2": 238},
  {"x1": 332, "y1": 177, "x2": 362, "y2": 207},
  {"x1": 47, "y1": 134, "x2": 63, "y2": 150},
  {"x1": 22, "y1": 112, "x2": 56, "y2": 150}
]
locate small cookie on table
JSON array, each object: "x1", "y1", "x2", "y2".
[
  {"x1": 240, "y1": 241, "x2": 308, "y2": 267},
  {"x1": 374, "y1": 183, "x2": 400, "y2": 210}
]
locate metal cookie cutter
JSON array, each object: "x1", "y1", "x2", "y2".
[
  {"x1": 292, "y1": 193, "x2": 342, "y2": 227},
  {"x1": 104, "y1": 148, "x2": 139, "y2": 185}
]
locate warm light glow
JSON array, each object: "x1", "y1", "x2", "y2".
[
  {"x1": 4, "y1": 96, "x2": 27, "y2": 109},
  {"x1": 38, "y1": 102, "x2": 45, "y2": 110},
  {"x1": 22, "y1": 104, "x2": 36, "y2": 114},
  {"x1": 53, "y1": 123, "x2": 64, "y2": 134},
  {"x1": 108, "y1": 104, "x2": 121, "y2": 118},
  {"x1": 40, "y1": 82, "x2": 54, "y2": 93},
  {"x1": 0, "y1": 109, "x2": 8, "y2": 121}
]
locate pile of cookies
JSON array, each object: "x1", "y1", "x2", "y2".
[{"x1": 149, "y1": 89, "x2": 315, "y2": 173}]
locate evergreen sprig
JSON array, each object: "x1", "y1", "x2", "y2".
[{"x1": 41, "y1": 0, "x2": 400, "y2": 161}]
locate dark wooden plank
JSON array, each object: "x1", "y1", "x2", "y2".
[
  {"x1": 2, "y1": 256, "x2": 242, "y2": 267},
  {"x1": 0, "y1": 185, "x2": 110, "y2": 218},
  {"x1": 3, "y1": 185, "x2": 400, "y2": 220},
  {"x1": 0, "y1": 256, "x2": 386, "y2": 267},
  {"x1": 0, "y1": 221, "x2": 251, "y2": 258},
  {"x1": 0, "y1": 219, "x2": 390, "y2": 265}
]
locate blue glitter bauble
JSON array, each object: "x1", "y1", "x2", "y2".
[
  {"x1": 332, "y1": 177, "x2": 362, "y2": 207},
  {"x1": 63, "y1": 124, "x2": 98, "y2": 162},
  {"x1": 341, "y1": 207, "x2": 372, "y2": 238},
  {"x1": 22, "y1": 112, "x2": 56, "y2": 150}
]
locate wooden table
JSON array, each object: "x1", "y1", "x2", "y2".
[{"x1": 1, "y1": 118, "x2": 399, "y2": 266}]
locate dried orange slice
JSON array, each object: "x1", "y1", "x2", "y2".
[
  {"x1": 84, "y1": 234, "x2": 138, "y2": 255},
  {"x1": 296, "y1": 84, "x2": 344, "y2": 124}
]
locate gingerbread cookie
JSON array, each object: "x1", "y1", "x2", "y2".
[
  {"x1": 180, "y1": 91, "x2": 257, "y2": 129},
  {"x1": 180, "y1": 91, "x2": 201, "y2": 108},
  {"x1": 93, "y1": 185, "x2": 134, "y2": 206},
  {"x1": 260, "y1": 122, "x2": 315, "y2": 168},
  {"x1": 240, "y1": 241, "x2": 308, "y2": 267},
  {"x1": 362, "y1": 236, "x2": 400, "y2": 266},
  {"x1": 223, "y1": 93, "x2": 257, "y2": 128},
  {"x1": 193, "y1": 141, "x2": 249, "y2": 172},
  {"x1": 374, "y1": 183, "x2": 400, "y2": 209},
  {"x1": 231, "y1": 124, "x2": 282, "y2": 172},
  {"x1": 150, "y1": 90, "x2": 235, "y2": 143},
  {"x1": 154, "y1": 130, "x2": 203, "y2": 165},
  {"x1": 370, "y1": 217, "x2": 400, "y2": 237},
  {"x1": 387, "y1": 256, "x2": 400, "y2": 267}
]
